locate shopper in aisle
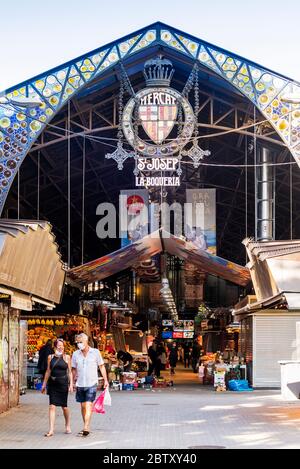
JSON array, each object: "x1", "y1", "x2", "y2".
[
  {"x1": 177, "y1": 344, "x2": 184, "y2": 363},
  {"x1": 41, "y1": 338, "x2": 73, "y2": 437},
  {"x1": 157, "y1": 343, "x2": 167, "y2": 371},
  {"x1": 191, "y1": 339, "x2": 201, "y2": 373},
  {"x1": 169, "y1": 342, "x2": 178, "y2": 375},
  {"x1": 183, "y1": 343, "x2": 192, "y2": 368},
  {"x1": 147, "y1": 343, "x2": 158, "y2": 376},
  {"x1": 38, "y1": 339, "x2": 53, "y2": 379},
  {"x1": 72, "y1": 333, "x2": 109, "y2": 437}
]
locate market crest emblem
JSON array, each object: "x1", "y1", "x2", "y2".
[
  {"x1": 122, "y1": 56, "x2": 195, "y2": 159},
  {"x1": 138, "y1": 90, "x2": 178, "y2": 145},
  {"x1": 106, "y1": 56, "x2": 210, "y2": 187}
]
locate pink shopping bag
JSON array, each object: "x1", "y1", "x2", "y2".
[{"x1": 92, "y1": 390, "x2": 106, "y2": 414}]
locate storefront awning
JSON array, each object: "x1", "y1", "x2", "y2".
[
  {"x1": 68, "y1": 229, "x2": 251, "y2": 287},
  {"x1": 243, "y1": 238, "x2": 300, "y2": 305},
  {"x1": 0, "y1": 220, "x2": 65, "y2": 306},
  {"x1": 68, "y1": 231, "x2": 162, "y2": 285}
]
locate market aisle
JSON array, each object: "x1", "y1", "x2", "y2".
[
  {"x1": 160, "y1": 363, "x2": 200, "y2": 386},
  {"x1": 2, "y1": 386, "x2": 300, "y2": 449}
]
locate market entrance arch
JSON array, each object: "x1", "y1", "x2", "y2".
[
  {"x1": 1, "y1": 22, "x2": 300, "y2": 393},
  {"x1": 1, "y1": 21, "x2": 300, "y2": 221}
]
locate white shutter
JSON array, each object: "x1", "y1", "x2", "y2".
[{"x1": 253, "y1": 315, "x2": 300, "y2": 387}]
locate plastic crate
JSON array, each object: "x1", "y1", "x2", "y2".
[
  {"x1": 153, "y1": 379, "x2": 167, "y2": 388},
  {"x1": 228, "y1": 379, "x2": 253, "y2": 392},
  {"x1": 122, "y1": 383, "x2": 135, "y2": 391}
]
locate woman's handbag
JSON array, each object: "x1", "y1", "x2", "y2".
[{"x1": 49, "y1": 355, "x2": 68, "y2": 382}]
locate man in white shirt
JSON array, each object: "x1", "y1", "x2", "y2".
[{"x1": 72, "y1": 333, "x2": 109, "y2": 437}]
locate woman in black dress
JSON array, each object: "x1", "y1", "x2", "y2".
[{"x1": 41, "y1": 339, "x2": 73, "y2": 437}]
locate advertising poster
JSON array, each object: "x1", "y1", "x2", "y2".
[
  {"x1": 120, "y1": 190, "x2": 149, "y2": 247},
  {"x1": 186, "y1": 189, "x2": 216, "y2": 255}
]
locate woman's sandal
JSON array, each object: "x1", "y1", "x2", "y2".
[
  {"x1": 65, "y1": 429, "x2": 72, "y2": 434},
  {"x1": 44, "y1": 432, "x2": 54, "y2": 437}
]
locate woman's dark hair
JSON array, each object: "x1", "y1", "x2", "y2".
[{"x1": 54, "y1": 338, "x2": 64, "y2": 348}]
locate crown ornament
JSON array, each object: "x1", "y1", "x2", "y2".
[{"x1": 143, "y1": 55, "x2": 175, "y2": 87}]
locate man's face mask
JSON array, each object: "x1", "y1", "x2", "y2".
[{"x1": 77, "y1": 342, "x2": 85, "y2": 350}]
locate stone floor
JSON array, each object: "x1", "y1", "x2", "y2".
[{"x1": 1, "y1": 365, "x2": 300, "y2": 449}]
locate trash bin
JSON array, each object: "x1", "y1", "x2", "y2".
[{"x1": 278, "y1": 361, "x2": 300, "y2": 400}]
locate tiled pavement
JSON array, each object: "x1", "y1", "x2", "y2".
[{"x1": 1, "y1": 366, "x2": 300, "y2": 449}]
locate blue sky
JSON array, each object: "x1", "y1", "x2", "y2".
[{"x1": 1, "y1": 0, "x2": 299, "y2": 91}]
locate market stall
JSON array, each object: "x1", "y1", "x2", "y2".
[
  {"x1": 0, "y1": 220, "x2": 65, "y2": 413},
  {"x1": 22, "y1": 314, "x2": 93, "y2": 388}
]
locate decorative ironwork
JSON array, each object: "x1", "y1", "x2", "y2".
[
  {"x1": 105, "y1": 70, "x2": 134, "y2": 170},
  {"x1": 182, "y1": 65, "x2": 211, "y2": 168},
  {"x1": 0, "y1": 23, "x2": 298, "y2": 213},
  {"x1": 181, "y1": 140, "x2": 211, "y2": 168},
  {"x1": 105, "y1": 140, "x2": 134, "y2": 170},
  {"x1": 143, "y1": 55, "x2": 174, "y2": 87}
]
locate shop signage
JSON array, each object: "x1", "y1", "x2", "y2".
[
  {"x1": 173, "y1": 319, "x2": 194, "y2": 332},
  {"x1": 162, "y1": 331, "x2": 173, "y2": 339},
  {"x1": 11, "y1": 293, "x2": 32, "y2": 311},
  {"x1": 122, "y1": 57, "x2": 195, "y2": 188},
  {"x1": 135, "y1": 157, "x2": 180, "y2": 186},
  {"x1": 136, "y1": 175, "x2": 180, "y2": 187},
  {"x1": 183, "y1": 331, "x2": 194, "y2": 339},
  {"x1": 162, "y1": 319, "x2": 173, "y2": 327},
  {"x1": 173, "y1": 331, "x2": 184, "y2": 339},
  {"x1": 0, "y1": 293, "x2": 9, "y2": 299}
]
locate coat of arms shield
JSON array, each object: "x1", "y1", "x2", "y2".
[{"x1": 139, "y1": 94, "x2": 178, "y2": 145}]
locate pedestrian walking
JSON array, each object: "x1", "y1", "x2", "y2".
[
  {"x1": 184, "y1": 343, "x2": 192, "y2": 368},
  {"x1": 38, "y1": 339, "x2": 53, "y2": 379},
  {"x1": 191, "y1": 339, "x2": 201, "y2": 373},
  {"x1": 158, "y1": 343, "x2": 167, "y2": 371},
  {"x1": 72, "y1": 333, "x2": 109, "y2": 437},
  {"x1": 147, "y1": 344, "x2": 158, "y2": 376},
  {"x1": 169, "y1": 342, "x2": 178, "y2": 375},
  {"x1": 41, "y1": 338, "x2": 73, "y2": 437}
]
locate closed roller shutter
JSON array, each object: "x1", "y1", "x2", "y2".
[
  {"x1": 240, "y1": 317, "x2": 253, "y2": 384},
  {"x1": 253, "y1": 315, "x2": 300, "y2": 387}
]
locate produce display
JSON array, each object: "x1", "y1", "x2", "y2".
[
  {"x1": 26, "y1": 323, "x2": 78, "y2": 358},
  {"x1": 27, "y1": 327, "x2": 55, "y2": 357}
]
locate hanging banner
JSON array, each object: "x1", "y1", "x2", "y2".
[
  {"x1": 120, "y1": 190, "x2": 149, "y2": 248},
  {"x1": 185, "y1": 189, "x2": 216, "y2": 255}
]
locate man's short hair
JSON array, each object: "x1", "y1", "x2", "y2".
[{"x1": 76, "y1": 332, "x2": 88, "y2": 342}]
